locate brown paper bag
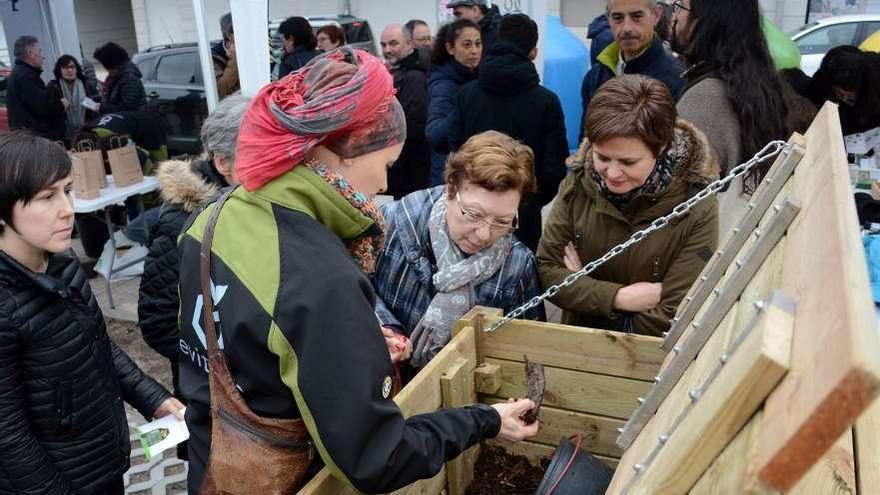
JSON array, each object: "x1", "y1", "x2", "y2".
[
  {"x1": 70, "y1": 154, "x2": 103, "y2": 199},
  {"x1": 106, "y1": 136, "x2": 144, "y2": 188},
  {"x1": 70, "y1": 141, "x2": 106, "y2": 199},
  {"x1": 72, "y1": 140, "x2": 108, "y2": 188}
]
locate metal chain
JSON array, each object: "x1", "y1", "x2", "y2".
[{"x1": 485, "y1": 140, "x2": 789, "y2": 333}]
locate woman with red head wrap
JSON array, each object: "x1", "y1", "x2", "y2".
[{"x1": 176, "y1": 47, "x2": 539, "y2": 493}]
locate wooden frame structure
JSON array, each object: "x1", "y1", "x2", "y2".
[{"x1": 298, "y1": 103, "x2": 879, "y2": 494}]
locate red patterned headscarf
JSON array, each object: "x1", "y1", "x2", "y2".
[{"x1": 235, "y1": 47, "x2": 407, "y2": 191}]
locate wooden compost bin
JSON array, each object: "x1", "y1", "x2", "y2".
[
  {"x1": 299, "y1": 103, "x2": 880, "y2": 495},
  {"x1": 299, "y1": 308, "x2": 661, "y2": 495}
]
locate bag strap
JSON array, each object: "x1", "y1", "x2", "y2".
[{"x1": 199, "y1": 187, "x2": 238, "y2": 357}]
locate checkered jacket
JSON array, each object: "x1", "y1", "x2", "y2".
[{"x1": 372, "y1": 186, "x2": 546, "y2": 334}]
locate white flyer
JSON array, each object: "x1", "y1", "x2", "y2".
[{"x1": 136, "y1": 409, "x2": 189, "y2": 460}]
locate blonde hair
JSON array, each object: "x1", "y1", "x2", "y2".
[{"x1": 444, "y1": 130, "x2": 536, "y2": 197}]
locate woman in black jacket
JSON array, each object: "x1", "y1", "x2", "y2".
[
  {"x1": 93, "y1": 42, "x2": 147, "y2": 114},
  {"x1": 0, "y1": 131, "x2": 182, "y2": 495}
]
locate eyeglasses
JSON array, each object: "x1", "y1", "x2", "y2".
[
  {"x1": 455, "y1": 191, "x2": 518, "y2": 232},
  {"x1": 671, "y1": 0, "x2": 692, "y2": 13},
  {"x1": 413, "y1": 36, "x2": 433, "y2": 42}
]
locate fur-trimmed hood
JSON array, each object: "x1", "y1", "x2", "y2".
[
  {"x1": 156, "y1": 159, "x2": 223, "y2": 213},
  {"x1": 568, "y1": 118, "x2": 720, "y2": 191}
]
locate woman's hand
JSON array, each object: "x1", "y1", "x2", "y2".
[
  {"x1": 60, "y1": 97, "x2": 70, "y2": 111},
  {"x1": 614, "y1": 282, "x2": 663, "y2": 313},
  {"x1": 563, "y1": 241, "x2": 583, "y2": 272},
  {"x1": 491, "y1": 399, "x2": 540, "y2": 445},
  {"x1": 153, "y1": 397, "x2": 185, "y2": 420},
  {"x1": 382, "y1": 326, "x2": 412, "y2": 363}
]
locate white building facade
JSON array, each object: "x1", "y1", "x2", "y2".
[{"x1": 1, "y1": 0, "x2": 823, "y2": 66}]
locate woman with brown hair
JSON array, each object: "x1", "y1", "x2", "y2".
[
  {"x1": 316, "y1": 24, "x2": 346, "y2": 52},
  {"x1": 373, "y1": 130, "x2": 546, "y2": 369},
  {"x1": 537, "y1": 75, "x2": 719, "y2": 336}
]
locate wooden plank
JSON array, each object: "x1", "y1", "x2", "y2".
[
  {"x1": 471, "y1": 314, "x2": 664, "y2": 381},
  {"x1": 788, "y1": 429, "x2": 856, "y2": 495},
  {"x1": 487, "y1": 439, "x2": 619, "y2": 469},
  {"x1": 479, "y1": 357, "x2": 651, "y2": 420},
  {"x1": 662, "y1": 135, "x2": 805, "y2": 351},
  {"x1": 854, "y1": 399, "x2": 880, "y2": 494},
  {"x1": 395, "y1": 325, "x2": 478, "y2": 417},
  {"x1": 482, "y1": 397, "x2": 625, "y2": 458},
  {"x1": 390, "y1": 468, "x2": 447, "y2": 495},
  {"x1": 622, "y1": 293, "x2": 794, "y2": 495},
  {"x1": 618, "y1": 197, "x2": 800, "y2": 450},
  {"x1": 610, "y1": 255, "x2": 784, "y2": 495},
  {"x1": 689, "y1": 412, "x2": 775, "y2": 495},
  {"x1": 474, "y1": 363, "x2": 501, "y2": 395},
  {"x1": 756, "y1": 104, "x2": 880, "y2": 492},
  {"x1": 441, "y1": 358, "x2": 475, "y2": 495}
]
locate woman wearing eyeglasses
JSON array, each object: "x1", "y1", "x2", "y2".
[
  {"x1": 537, "y1": 75, "x2": 719, "y2": 337},
  {"x1": 373, "y1": 130, "x2": 546, "y2": 368}
]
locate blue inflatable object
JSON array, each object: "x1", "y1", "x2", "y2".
[
  {"x1": 863, "y1": 234, "x2": 880, "y2": 304},
  {"x1": 543, "y1": 16, "x2": 590, "y2": 154}
]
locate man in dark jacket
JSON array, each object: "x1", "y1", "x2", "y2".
[
  {"x1": 448, "y1": 0, "x2": 502, "y2": 54},
  {"x1": 93, "y1": 42, "x2": 147, "y2": 113},
  {"x1": 6, "y1": 36, "x2": 65, "y2": 139},
  {"x1": 580, "y1": 0, "x2": 684, "y2": 141},
  {"x1": 587, "y1": 13, "x2": 615, "y2": 65},
  {"x1": 382, "y1": 24, "x2": 430, "y2": 198},
  {"x1": 449, "y1": 13, "x2": 568, "y2": 253}
]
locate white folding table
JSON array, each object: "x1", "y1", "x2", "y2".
[{"x1": 73, "y1": 176, "x2": 159, "y2": 308}]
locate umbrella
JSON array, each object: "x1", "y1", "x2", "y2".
[
  {"x1": 763, "y1": 15, "x2": 801, "y2": 70},
  {"x1": 860, "y1": 29, "x2": 880, "y2": 53}
]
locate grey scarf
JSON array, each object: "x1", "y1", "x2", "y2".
[
  {"x1": 410, "y1": 198, "x2": 513, "y2": 367},
  {"x1": 60, "y1": 79, "x2": 85, "y2": 139}
]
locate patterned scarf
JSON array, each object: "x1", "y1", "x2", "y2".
[
  {"x1": 591, "y1": 143, "x2": 678, "y2": 210},
  {"x1": 306, "y1": 162, "x2": 386, "y2": 274},
  {"x1": 60, "y1": 79, "x2": 85, "y2": 138},
  {"x1": 410, "y1": 198, "x2": 512, "y2": 367},
  {"x1": 236, "y1": 47, "x2": 406, "y2": 191}
]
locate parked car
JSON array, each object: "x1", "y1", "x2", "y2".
[
  {"x1": 791, "y1": 14, "x2": 880, "y2": 76},
  {"x1": 0, "y1": 60, "x2": 9, "y2": 134},
  {"x1": 132, "y1": 43, "x2": 208, "y2": 155}
]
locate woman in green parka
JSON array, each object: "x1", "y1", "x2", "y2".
[{"x1": 537, "y1": 75, "x2": 720, "y2": 336}]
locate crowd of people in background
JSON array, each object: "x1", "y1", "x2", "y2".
[{"x1": 2, "y1": 0, "x2": 880, "y2": 493}]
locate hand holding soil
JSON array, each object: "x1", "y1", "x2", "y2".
[{"x1": 491, "y1": 399, "x2": 540, "y2": 445}]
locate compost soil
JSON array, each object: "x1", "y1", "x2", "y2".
[
  {"x1": 465, "y1": 445, "x2": 547, "y2": 495},
  {"x1": 523, "y1": 355, "x2": 545, "y2": 424}
]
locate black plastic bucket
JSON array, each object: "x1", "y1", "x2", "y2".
[{"x1": 534, "y1": 436, "x2": 614, "y2": 495}]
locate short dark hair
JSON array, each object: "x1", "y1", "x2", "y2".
[
  {"x1": 431, "y1": 19, "x2": 480, "y2": 65},
  {"x1": 585, "y1": 75, "x2": 677, "y2": 157},
  {"x1": 220, "y1": 12, "x2": 234, "y2": 40},
  {"x1": 0, "y1": 132, "x2": 72, "y2": 234},
  {"x1": 93, "y1": 42, "x2": 130, "y2": 70},
  {"x1": 498, "y1": 13, "x2": 538, "y2": 53},
  {"x1": 279, "y1": 16, "x2": 317, "y2": 51},
  {"x1": 404, "y1": 19, "x2": 429, "y2": 39},
  {"x1": 53, "y1": 55, "x2": 85, "y2": 82}
]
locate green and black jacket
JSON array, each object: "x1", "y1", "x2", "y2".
[{"x1": 177, "y1": 167, "x2": 500, "y2": 494}]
